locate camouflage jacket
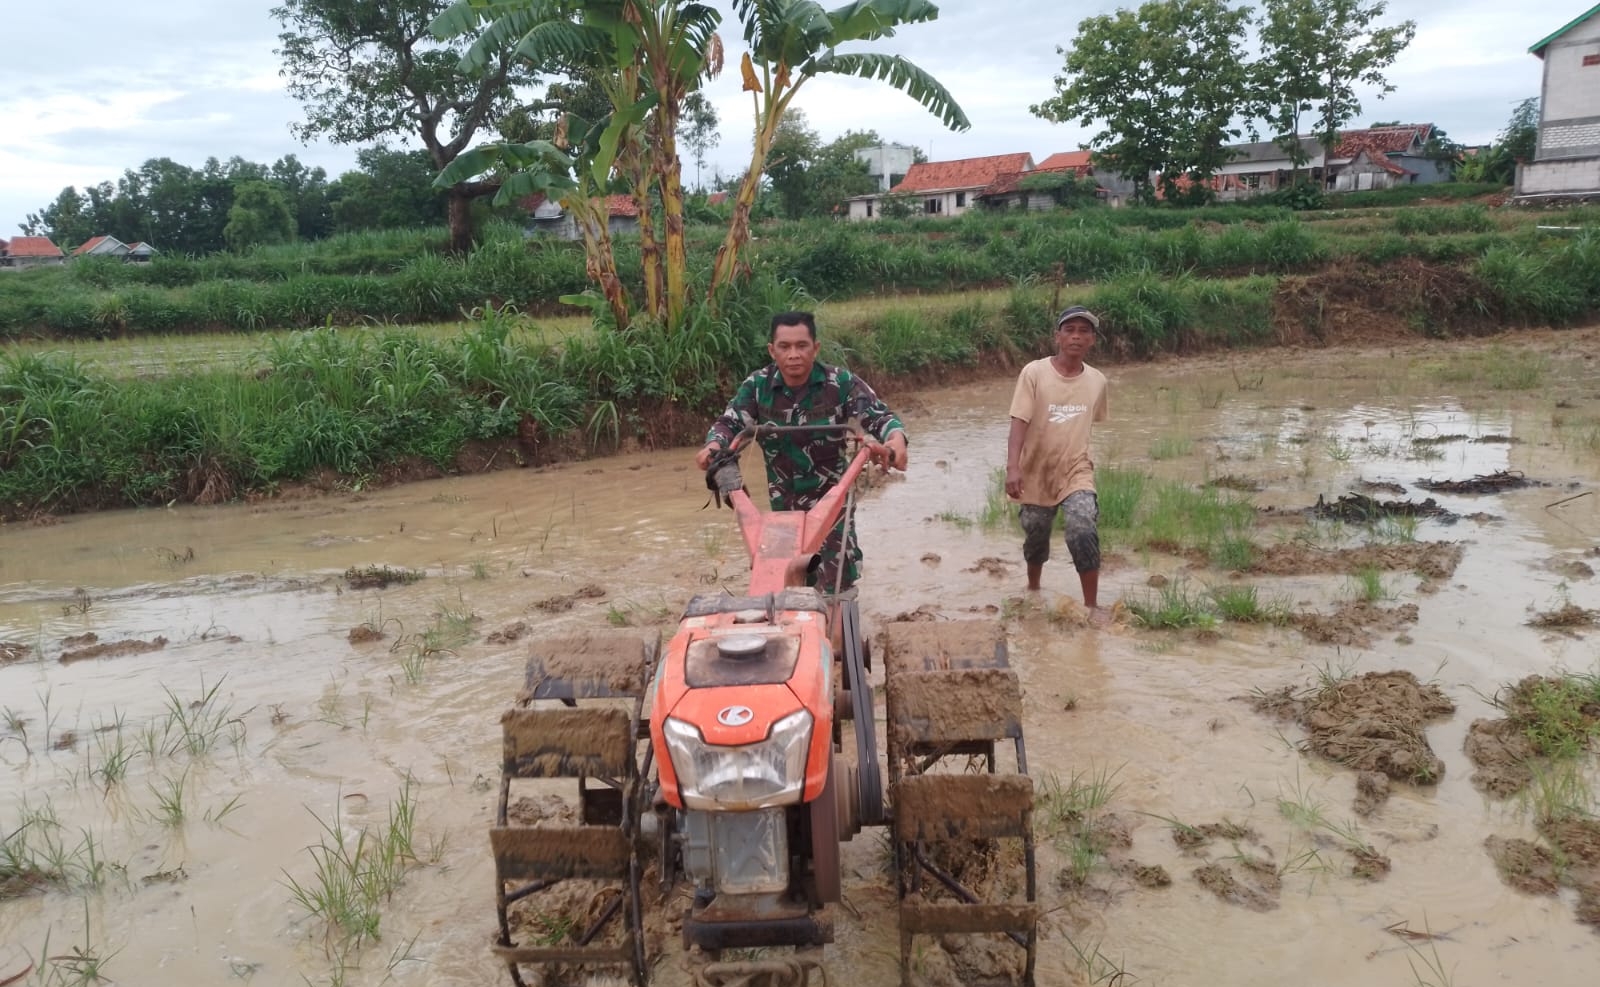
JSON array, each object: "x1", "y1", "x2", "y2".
[{"x1": 705, "y1": 362, "x2": 907, "y2": 509}]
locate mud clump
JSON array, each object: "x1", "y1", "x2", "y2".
[
  {"x1": 1249, "y1": 670, "x2": 1455, "y2": 793},
  {"x1": 343, "y1": 565, "x2": 424, "y2": 590},
  {"x1": 1485, "y1": 836, "x2": 1560, "y2": 895},
  {"x1": 347, "y1": 623, "x2": 385, "y2": 644},
  {"x1": 1463, "y1": 718, "x2": 1536, "y2": 798},
  {"x1": 1350, "y1": 848, "x2": 1392, "y2": 881},
  {"x1": 963, "y1": 557, "x2": 1014, "y2": 578},
  {"x1": 1415, "y1": 470, "x2": 1534, "y2": 495},
  {"x1": 1249, "y1": 542, "x2": 1463, "y2": 580},
  {"x1": 1293, "y1": 602, "x2": 1419, "y2": 648},
  {"x1": 1358, "y1": 480, "x2": 1407, "y2": 496},
  {"x1": 1194, "y1": 858, "x2": 1280, "y2": 911},
  {"x1": 61, "y1": 632, "x2": 97, "y2": 647},
  {"x1": 1464, "y1": 675, "x2": 1600, "y2": 798},
  {"x1": 533, "y1": 584, "x2": 608, "y2": 613},
  {"x1": 0, "y1": 641, "x2": 30, "y2": 666},
  {"x1": 487, "y1": 621, "x2": 530, "y2": 645},
  {"x1": 1171, "y1": 820, "x2": 1260, "y2": 851},
  {"x1": 1354, "y1": 771, "x2": 1392, "y2": 817},
  {"x1": 59, "y1": 636, "x2": 169, "y2": 664},
  {"x1": 1309, "y1": 493, "x2": 1454, "y2": 523},
  {"x1": 1527, "y1": 602, "x2": 1600, "y2": 630}
]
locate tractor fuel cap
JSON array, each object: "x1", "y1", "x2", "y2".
[{"x1": 716, "y1": 634, "x2": 768, "y2": 659}]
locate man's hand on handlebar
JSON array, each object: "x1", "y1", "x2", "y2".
[{"x1": 869, "y1": 431, "x2": 908, "y2": 471}]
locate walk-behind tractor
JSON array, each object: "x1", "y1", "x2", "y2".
[{"x1": 490, "y1": 425, "x2": 1038, "y2": 987}]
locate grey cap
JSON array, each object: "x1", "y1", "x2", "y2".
[{"x1": 1056, "y1": 305, "x2": 1100, "y2": 329}]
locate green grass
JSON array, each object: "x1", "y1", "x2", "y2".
[
  {"x1": 1150, "y1": 435, "x2": 1193, "y2": 460},
  {"x1": 283, "y1": 777, "x2": 422, "y2": 948},
  {"x1": 1210, "y1": 584, "x2": 1292, "y2": 624},
  {"x1": 1127, "y1": 580, "x2": 1218, "y2": 630},
  {"x1": 1348, "y1": 565, "x2": 1391, "y2": 603},
  {"x1": 1510, "y1": 673, "x2": 1600, "y2": 760}
]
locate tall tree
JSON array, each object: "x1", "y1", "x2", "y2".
[
  {"x1": 1256, "y1": 0, "x2": 1416, "y2": 165},
  {"x1": 224, "y1": 181, "x2": 298, "y2": 251},
  {"x1": 1032, "y1": 0, "x2": 1255, "y2": 205},
  {"x1": 21, "y1": 188, "x2": 95, "y2": 247},
  {"x1": 766, "y1": 109, "x2": 823, "y2": 219},
  {"x1": 434, "y1": 0, "x2": 967, "y2": 330},
  {"x1": 272, "y1": 0, "x2": 535, "y2": 253},
  {"x1": 681, "y1": 90, "x2": 722, "y2": 191}
]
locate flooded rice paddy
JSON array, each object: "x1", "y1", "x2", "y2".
[{"x1": 3, "y1": 328, "x2": 1600, "y2": 986}]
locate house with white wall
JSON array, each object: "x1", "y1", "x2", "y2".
[
  {"x1": 846, "y1": 153, "x2": 1033, "y2": 221},
  {"x1": 1517, "y1": 3, "x2": 1600, "y2": 201}
]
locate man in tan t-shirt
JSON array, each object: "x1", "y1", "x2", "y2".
[{"x1": 1004, "y1": 305, "x2": 1110, "y2": 618}]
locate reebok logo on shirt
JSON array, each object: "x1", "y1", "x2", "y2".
[{"x1": 1048, "y1": 403, "x2": 1088, "y2": 424}]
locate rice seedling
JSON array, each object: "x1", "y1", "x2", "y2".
[
  {"x1": 1210, "y1": 585, "x2": 1292, "y2": 625},
  {"x1": 148, "y1": 772, "x2": 188, "y2": 827},
  {"x1": 1211, "y1": 535, "x2": 1257, "y2": 572},
  {"x1": 1127, "y1": 580, "x2": 1217, "y2": 630},
  {"x1": 1348, "y1": 566, "x2": 1391, "y2": 603},
  {"x1": 1520, "y1": 760, "x2": 1594, "y2": 824},
  {"x1": 932, "y1": 509, "x2": 973, "y2": 530},
  {"x1": 1095, "y1": 466, "x2": 1147, "y2": 532},
  {"x1": 24, "y1": 901, "x2": 119, "y2": 987},
  {"x1": 1369, "y1": 513, "x2": 1419, "y2": 544},
  {"x1": 976, "y1": 468, "x2": 1018, "y2": 532},
  {"x1": 1037, "y1": 765, "x2": 1124, "y2": 885},
  {"x1": 282, "y1": 777, "x2": 423, "y2": 948},
  {"x1": 1150, "y1": 434, "x2": 1193, "y2": 460},
  {"x1": 159, "y1": 677, "x2": 235, "y2": 758},
  {"x1": 1063, "y1": 935, "x2": 1132, "y2": 986},
  {"x1": 205, "y1": 793, "x2": 246, "y2": 825},
  {"x1": 1506, "y1": 672, "x2": 1600, "y2": 761},
  {"x1": 88, "y1": 714, "x2": 135, "y2": 790}
]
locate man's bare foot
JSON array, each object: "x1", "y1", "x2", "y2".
[{"x1": 1087, "y1": 606, "x2": 1112, "y2": 629}]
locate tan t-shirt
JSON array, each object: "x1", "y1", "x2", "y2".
[{"x1": 1007, "y1": 358, "x2": 1109, "y2": 506}]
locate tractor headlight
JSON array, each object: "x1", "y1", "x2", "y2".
[{"x1": 664, "y1": 710, "x2": 813, "y2": 811}]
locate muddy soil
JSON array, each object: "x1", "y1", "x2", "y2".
[
  {"x1": 4, "y1": 329, "x2": 1600, "y2": 987},
  {"x1": 1249, "y1": 670, "x2": 1456, "y2": 791},
  {"x1": 1415, "y1": 469, "x2": 1536, "y2": 495}
]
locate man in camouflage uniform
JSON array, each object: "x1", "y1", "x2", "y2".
[{"x1": 696, "y1": 311, "x2": 908, "y2": 591}]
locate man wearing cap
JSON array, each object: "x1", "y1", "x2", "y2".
[{"x1": 1004, "y1": 305, "x2": 1110, "y2": 619}]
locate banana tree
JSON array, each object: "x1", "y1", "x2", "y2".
[
  {"x1": 434, "y1": 0, "x2": 720, "y2": 330},
  {"x1": 712, "y1": 0, "x2": 968, "y2": 299}
]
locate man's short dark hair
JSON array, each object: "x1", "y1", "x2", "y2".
[{"x1": 770, "y1": 311, "x2": 817, "y2": 340}]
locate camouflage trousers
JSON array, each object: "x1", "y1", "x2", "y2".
[
  {"x1": 1019, "y1": 490, "x2": 1100, "y2": 573},
  {"x1": 776, "y1": 490, "x2": 861, "y2": 593}
]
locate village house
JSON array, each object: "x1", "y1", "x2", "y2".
[
  {"x1": 1327, "y1": 124, "x2": 1449, "y2": 191},
  {"x1": 1208, "y1": 138, "x2": 1327, "y2": 199},
  {"x1": 73, "y1": 235, "x2": 132, "y2": 260},
  {"x1": 845, "y1": 153, "x2": 1033, "y2": 220},
  {"x1": 1517, "y1": 3, "x2": 1600, "y2": 202},
  {"x1": 126, "y1": 241, "x2": 158, "y2": 263},
  {"x1": 523, "y1": 193, "x2": 642, "y2": 240},
  {"x1": 1, "y1": 236, "x2": 66, "y2": 269},
  {"x1": 978, "y1": 151, "x2": 1137, "y2": 210}
]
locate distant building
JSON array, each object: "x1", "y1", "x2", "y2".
[
  {"x1": 1328, "y1": 125, "x2": 1447, "y2": 190},
  {"x1": 126, "y1": 241, "x2": 159, "y2": 263},
  {"x1": 853, "y1": 143, "x2": 918, "y2": 192},
  {"x1": 1517, "y1": 3, "x2": 1600, "y2": 203},
  {"x1": 981, "y1": 151, "x2": 1139, "y2": 210},
  {"x1": 846, "y1": 152, "x2": 1034, "y2": 220},
  {"x1": 523, "y1": 194, "x2": 642, "y2": 240},
  {"x1": 73, "y1": 235, "x2": 132, "y2": 259},
  {"x1": 1, "y1": 236, "x2": 66, "y2": 269}
]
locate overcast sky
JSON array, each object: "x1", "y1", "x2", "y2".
[{"x1": 1, "y1": 0, "x2": 1574, "y2": 238}]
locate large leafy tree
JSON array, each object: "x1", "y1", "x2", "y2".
[
  {"x1": 433, "y1": 0, "x2": 967, "y2": 331},
  {"x1": 1031, "y1": 0, "x2": 1255, "y2": 206},
  {"x1": 765, "y1": 113, "x2": 886, "y2": 219},
  {"x1": 1255, "y1": 0, "x2": 1415, "y2": 166},
  {"x1": 272, "y1": 0, "x2": 535, "y2": 253},
  {"x1": 224, "y1": 181, "x2": 298, "y2": 251}
]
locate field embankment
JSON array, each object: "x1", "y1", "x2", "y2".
[{"x1": 5, "y1": 188, "x2": 1600, "y2": 521}]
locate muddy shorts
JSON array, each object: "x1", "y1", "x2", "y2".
[{"x1": 1019, "y1": 491, "x2": 1100, "y2": 573}]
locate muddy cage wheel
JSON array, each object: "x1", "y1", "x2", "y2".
[{"x1": 492, "y1": 631, "x2": 657, "y2": 987}]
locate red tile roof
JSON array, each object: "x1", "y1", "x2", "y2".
[
  {"x1": 891, "y1": 153, "x2": 1034, "y2": 194},
  {"x1": 520, "y1": 192, "x2": 642, "y2": 218},
  {"x1": 1036, "y1": 151, "x2": 1093, "y2": 171},
  {"x1": 1347, "y1": 147, "x2": 1411, "y2": 176},
  {"x1": 1332, "y1": 125, "x2": 1431, "y2": 159},
  {"x1": 5, "y1": 236, "x2": 64, "y2": 258},
  {"x1": 706, "y1": 191, "x2": 729, "y2": 206},
  {"x1": 604, "y1": 193, "x2": 640, "y2": 218},
  {"x1": 73, "y1": 235, "x2": 112, "y2": 256}
]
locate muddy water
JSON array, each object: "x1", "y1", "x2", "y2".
[{"x1": 3, "y1": 329, "x2": 1599, "y2": 987}]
